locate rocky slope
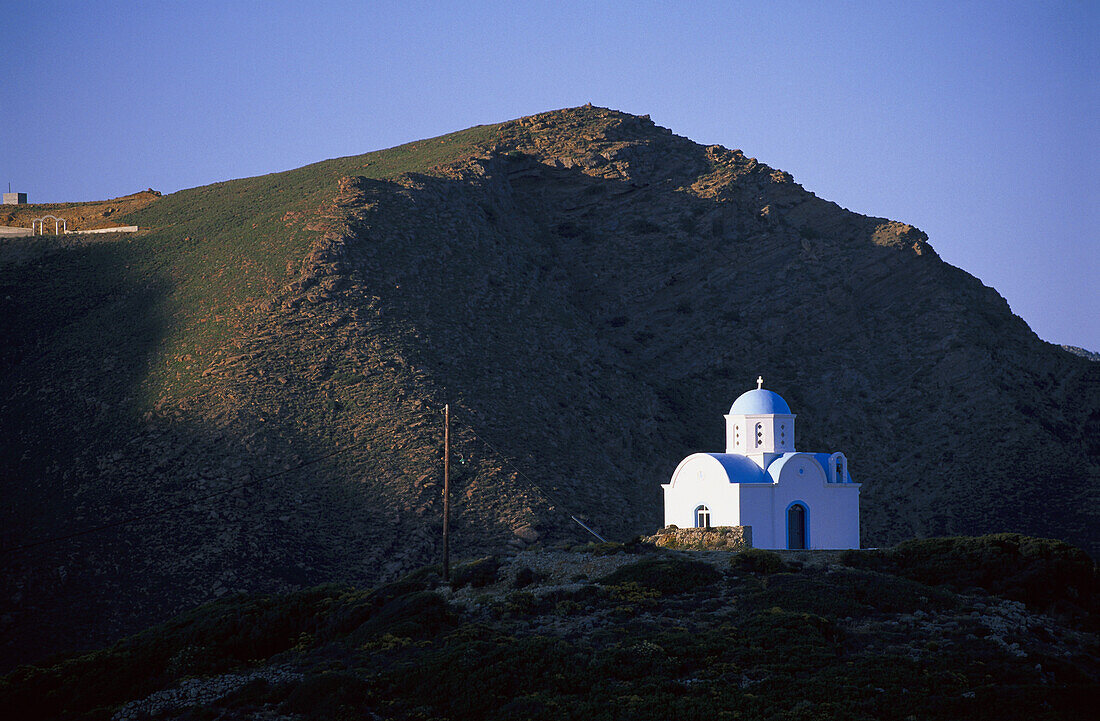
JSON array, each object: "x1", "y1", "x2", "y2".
[
  {"x1": 1, "y1": 105, "x2": 1097, "y2": 669},
  {"x1": 1062, "y1": 345, "x2": 1100, "y2": 362}
]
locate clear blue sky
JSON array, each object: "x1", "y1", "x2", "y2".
[{"x1": 3, "y1": 1, "x2": 1097, "y2": 350}]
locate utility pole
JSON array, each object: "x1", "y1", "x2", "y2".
[{"x1": 442, "y1": 403, "x2": 451, "y2": 583}]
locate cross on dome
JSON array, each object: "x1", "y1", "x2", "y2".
[{"x1": 665, "y1": 374, "x2": 860, "y2": 550}]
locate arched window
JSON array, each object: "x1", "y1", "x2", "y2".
[
  {"x1": 755, "y1": 422, "x2": 763, "y2": 448},
  {"x1": 734, "y1": 425, "x2": 740, "y2": 449},
  {"x1": 694, "y1": 505, "x2": 711, "y2": 529},
  {"x1": 780, "y1": 423, "x2": 787, "y2": 447},
  {"x1": 828, "y1": 452, "x2": 847, "y2": 483}
]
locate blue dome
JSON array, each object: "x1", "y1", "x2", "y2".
[
  {"x1": 729, "y1": 388, "x2": 791, "y2": 415},
  {"x1": 705, "y1": 453, "x2": 769, "y2": 483}
]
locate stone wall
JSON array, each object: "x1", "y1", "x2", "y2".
[{"x1": 645, "y1": 525, "x2": 752, "y2": 551}]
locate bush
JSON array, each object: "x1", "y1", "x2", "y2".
[
  {"x1": 450, "y1": 556, "x2": 500, "y2": 589},
  {"x1": 731, "y1": 548, "x2": 786, "y2": 575},
  {"x1": 281, "y1": 671, "x2": 370, "y2": 720},
  {"x1": 513, "y1": 566, "x2": 545, "y2": 589},
  {"x1": 840, "y1": 534, "x2": 1098, "y2": 617},
  {"x1": 598, "y1": 556, "x2": 719, "y2": 596},
  {"x1": 739, "y1": 607, "x2": 837, "y2": 663},
  {"x1": 751, "y1": 568, "x2": 955, "y2": 618},
  {"x1": 0, "y1": 584, "x2": 370, "y2": 720},
  {"x1": 590, "y1": 639, "x2": 671, "y2": 680},
  {"x1": 347, "y1": 591, "x2": 453, "y2": 644},
  {"x1": 321, "y1": 580, "x2": 430, "y2": 640}
]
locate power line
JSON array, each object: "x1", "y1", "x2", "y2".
[
  {"x1": 2, "y1": 405, "x2": 608, "y2": 556},
  {"x1": 450, "y1": 413, "x2": 607, "y2": 542},
  {"x1": 451, "y1": 417, "x2": 568, "y2": 511},
  {"x1": 1, "y1": 444, "x2": 361, "y2": 555}
]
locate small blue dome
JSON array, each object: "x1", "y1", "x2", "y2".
[{"x1": 729, "y1": 388, "x2": 791, "y2": 415}]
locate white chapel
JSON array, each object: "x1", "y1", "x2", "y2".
[{"x1": 662, "y1": 378, "x2": 861, "y2": 550}]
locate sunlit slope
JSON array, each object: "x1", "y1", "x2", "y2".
[{"x1": 0, "y1": 189, "x2": 161, "y2": 232}]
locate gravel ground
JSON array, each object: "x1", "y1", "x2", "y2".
[{"x1": 111, "y1": 665, "x2": 302, "y2": 721}]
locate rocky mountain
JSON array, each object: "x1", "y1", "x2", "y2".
[{"x1": 1, "y1": 105, "x2": 1097, "y2": 669}]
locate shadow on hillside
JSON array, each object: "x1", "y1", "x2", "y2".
[
  {"x1": 0, "y1": 238, "x2": 337, "y2": 670},
  {"x1": 317, "y1": 150, "x2": 890, "y2": 543}
]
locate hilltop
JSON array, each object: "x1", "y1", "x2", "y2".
[
  {"x1": 1, "y1": 105, "x2": 1097, "y2": 669},
  {"x1": 2, "y1": 535, "x2": 1096, "y2": 720},
  {"x1": 0, "y1": 189, "x2": 160, "y2": 231}
]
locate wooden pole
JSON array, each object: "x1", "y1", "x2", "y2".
[{"x1": 442, "y1": 403, "x2": 450, "y2": 583}]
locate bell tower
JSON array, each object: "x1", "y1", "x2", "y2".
[{"x1": 725, "y1": 377, "x2": 796, "y2": 469}]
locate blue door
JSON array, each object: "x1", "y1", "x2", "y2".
[{"x1": 787, "y1": 504, "x2": 806, "y2": 549}]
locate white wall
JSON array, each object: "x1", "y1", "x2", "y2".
[
  {"x1": 663, "y1": 454, "x2": 740, "y2": 528},
  {"x1": 67, "y1": 226, "x2": 138, "y2": 235},
  {"x1": 766, "y1": 454, "x2": 860, "y2": 549},
  {"x1": 663, "y1": 451, "x2": 861, "y2": 549},
  {"x1": 738, "y1": 483, "x2": 778, "y2": 548}
]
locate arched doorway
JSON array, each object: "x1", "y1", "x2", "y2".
[
  {"x1": 787, "y1": 503, "x2": 807, "y2": 549},
  {"x1": 694, "y1": 505, "x2": 711, "y2": 529}
]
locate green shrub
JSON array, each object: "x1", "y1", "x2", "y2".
[
  {"x1": 840, "y1": 534, "x2": 1098, "y2": 616},
  {"x1": 0, "y1": 584, "x2": 370, "y2": 720},
  {"x1": 739, "y1": 607, "x2": 837, "y2": 659},
  {"x1": 320, "y1": 580, "x2": 429, "y2": 641},
  {"x1": 376, "y1": 633, "x2": 589, "y2": 719},
  {"x1": 513, "y1": 566, "x2": 545, "y2": 588},
  {"x1": 598, "y1": 556, "x2": 719, "y2": 596},
  {"x1": 505, "y1": 591, "x2": 536, "y2": 616},
  {"x1": 399, "y1": 563, "x2": 443, "y2": 585},
  {"x1": 602, "y1": 581, "x2": 661, "y2": 610},
  {"x1": 750, "y1": 568, "x2": 955, "y2": 618},
  {"x1": 590, "y1": 639, "x2": 671, "y2": 680},
  {"x1": 281, "y1": 671, "x2": 370, "y2": 721},
  {"x1": 731, "y1": 548, "x2": 786, "y2": 575},
  {"x1": 450, "y1": 556, "x2": 500, "y2": 588},
  {"x1": 540, "y1": 585, "x2": 599, "y2": 616},
  {"x1": 347, "y1": 591, "x2": 453, "y2": 644}
]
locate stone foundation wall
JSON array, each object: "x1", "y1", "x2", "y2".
[{"x1": 646, "y1": 525, "x2": 752, "y2": 551}]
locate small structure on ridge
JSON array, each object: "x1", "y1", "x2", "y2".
[{"x1": 662, "y1": 378, "x2": 861, "y2": 550}]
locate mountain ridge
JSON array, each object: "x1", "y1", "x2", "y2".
[{"x1": 2, "y1": 105, "x2": 1096, "y2": 670}]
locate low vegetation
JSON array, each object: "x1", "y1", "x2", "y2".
[
  {"x1": 1, "y1": 535, "x2": 1095, "y2": 720},
  {"x1": 840, "y1": 533, "x2": 1097, "y2": 620}
]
